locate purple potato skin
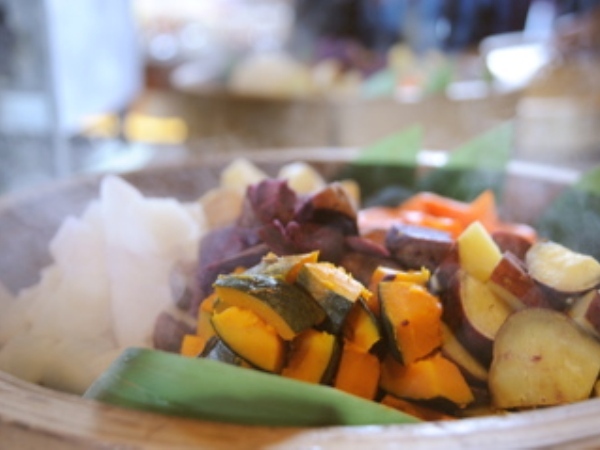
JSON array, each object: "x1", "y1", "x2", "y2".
[
  {"x1": 153, "y1": 312, "x2": 196, "y2": 353},
  {"x1": 386, "y1": 223, "x2": 454, "y2": 272}
]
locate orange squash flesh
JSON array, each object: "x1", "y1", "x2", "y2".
[
  {"x1": 333, "y1": 342, "x2": 381, "y2": 400},
  {"x1": 180, "y1": 334, "x2": 208, "y2": 357},
  {"x1": 214, "y1": 275, "x2": 326, "y2": 340},
  {"x1": 380, "y1": 352, "x2": 474, "y2": 407},
  {"x1": 391, "y1": 268, "x2": 431, "y2": 286},
  {"x1": 211, "y1": 306, "x2": 286, "y2": 373},
  {"x1": 196, "y1": 293, "x2": 219, "y2": 341},
  {"x1": 380, "y1": 394, "x2": 456, "y2": 421},
  {"x1": 282, "y1": 329, "x2": 339, "y2": 384},
  {"x1": 379, "y1": 281, "x2": 443, "y2": 365},
  {"x1": 343, "y1": 300, "x2": 381, "y2": 352},
  {"x1": 367, "y1": 266, "x2": 403, "y2": 316}
]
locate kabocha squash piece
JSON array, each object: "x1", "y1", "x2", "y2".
[
  {"x1": 201, "y1": 336, "x2": 252, "y2": 368},
  {"x1": 380, "y1": 395, "x2": 456, "y2": 421},
  {"x1": 343, "y1": 298, "x2": 382, "y2": 352},
  {"x1": 380, "y1": 352, "x2": 474, "y2": 407},
  {"x1": 180, "y1": 334, "x2": 208, "y2": 357},
  {"x1": 366, "y1": 266, "x2": 400, "y2": 316},
  {"x1": 196, "y1": 293, "x2": 219, "y2": 342},
  {"x1": 391, "y1": 267, "x2": 431, "y2": 286},
  {"x1": 246, "y1": 251, "x2": 320, "y2": 284},
  {"x1": 282, "y1": 329, "x2": 341, "y2": 385},
  {"x1": 367, "y1": 267, "x2": 431, "y2": 317},
  {"x1": 211, "y1": 306, "x2": 286, "y2": 373},
  {"x1": 296, "y1": 262, "x2": 368, "y2": 334},
  {"x1": 489, "y1": 308, "x2": 600, "y2": 410},
  {"x1": 379, "y1": 280, "x2": 443, "y2": 364},
  {"x1": 214, "y1": 274, "x2": 326, "y2": 340},
  {"x1": 333, "y1": 342, "x2": 381, "y2": 400}
]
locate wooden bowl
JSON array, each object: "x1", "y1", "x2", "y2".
[{"x1": 1, "y1": 149, "x2": 598, "y2": 449}]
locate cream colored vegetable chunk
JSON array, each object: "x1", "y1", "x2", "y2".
[
  {"x1": 490, "y1": 308, "x2": 600, "y2": 410},
  {"x1": 457, "y1": 221, "x2": 502, "y2": 282}
]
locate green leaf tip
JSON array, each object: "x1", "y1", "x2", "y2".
[
  {"x1": 354, "y1": 125, "x2": 423, "y2": 166},
  {"x1": 444, "y1": 121, "x2": 513, "y2": 171}
]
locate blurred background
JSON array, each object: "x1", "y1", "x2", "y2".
[{"x1": 1, "y1": 0, "x2": 599, "y2": 193}]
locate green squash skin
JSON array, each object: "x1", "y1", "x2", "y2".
[
  {"x1": 244, "y1": 251, "x2": 318, "y2": 280},
  {"x1": 378, "y1": 283, "x2": 405, "y2": 364},
  {"x1": 319, "y1": 335, "x2": 343, "y2": 385},
  {"x1": 296, "y1": 267, "x2": 359, "y2": 335},
  {"x1": 213, "y1": 274, "x2": 327, "y2": 337},
  {"x1": 349, "y1": 297, "x2": 383, "y2": 352},
  {"x1": 201, "y1": 336, "x2": 249, "y2": 367}
]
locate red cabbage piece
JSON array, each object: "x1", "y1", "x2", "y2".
[{"x1": 238, "y1": 179, "x2": 298, "y2": 227}]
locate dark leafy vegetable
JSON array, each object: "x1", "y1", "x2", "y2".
[
  {"x1": 536, "y1": 166, "x2": 600, "y2": 261},
  {"x1": 84, "y1": 348, "x2": 420, "y2": 427}
]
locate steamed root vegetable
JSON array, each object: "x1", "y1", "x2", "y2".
[
  {"x1": 488, "y1": 251, "x2": 551, "y2": 310},
  {"x1": 489, "y1": 308, "x2": 600, "y2": 409},
  {"x1": 442, "y1": 270, "x2": 513, "y2": 365},
  {"x1": 296, "y1": 262, "x2": 366, "y2": 334},
  {"x1": 342, "y1": 299, "x2": 382, "y2": 352},
  {"x1": 380, "y1": 352, "x2": 474, "y2": 407},
  {"x1": 440, "y1": 323, "x2": 488, "y2": 386},
  {"x1": 211, "y1": 306, "x2": 286, "y2": 373},
  {"x1": 282, "y1": 329, "x2": 340, "y2": 384},
  {"x1": 385, "y1": 223, "x2": 454, "y2": 272},
  {"x1": 568, "y1": 290, "x2": 600, "y2": 338},
  {"x1": 525, "y1": 241, "x2": 600, "y2": 304},
  {"x1": 213, "y1": 274, "x2": 326, "y2": 340},
  {"x1": 457, "y1": 221, "x2": 503, "y2": 283},
  {"x1": 180, "y1": 334, "x2": 207, "y2": 357},
  {"x1": 379, "y1": 279, "x2": 443, "y2": 365},
  {"x1": 333, "y1": 342, "x2": 380, "y2": 400}
]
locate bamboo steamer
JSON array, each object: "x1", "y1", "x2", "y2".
[{"x1": 0, "y1": 149, "x2": 597, "y2": 450}]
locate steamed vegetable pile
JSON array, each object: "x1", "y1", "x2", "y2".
[
  {"x1": 4, "y1": 153, "x2": 600, "y2": 426},
  {"x1": 165, "y1": 169, "x2": 600, "y2": 421}
]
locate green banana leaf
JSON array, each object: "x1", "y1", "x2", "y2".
[
  {"x1": 84, "y1": 347, "x2": 420, "y2": 427},
  {"x1": 416, "y1": 121, "x2": 513, "y2": 201},
  {"x1": 536, "y1": 166, "x2": 600, "y2": 260},
  {"x1": 336, "y1": 125, "x2": 423, "y2": 206}
]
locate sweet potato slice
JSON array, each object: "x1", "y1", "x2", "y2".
[
  {"x1": 489, "y1": 308, "x2": 600, "y2": 410},
  {"x1": 569, "y1": 289, "x2": 600, "y2": 338},
  {"x1": 526, "y1": 241, "x2": 600, "y2": 300},
  {"x1": 457, "y1": 221, "x2": 502, "y2": 282},
  {"x1": 442, "y1": 270, "x2": 513, "y2": 365}
]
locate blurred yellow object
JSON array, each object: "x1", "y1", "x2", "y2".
[
  {"x1": 82, "y1": 113, "x2": 188, "y2": 145},
  {"x1": 125, "y1": 113, "x2": 188, "y2": 144}
]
